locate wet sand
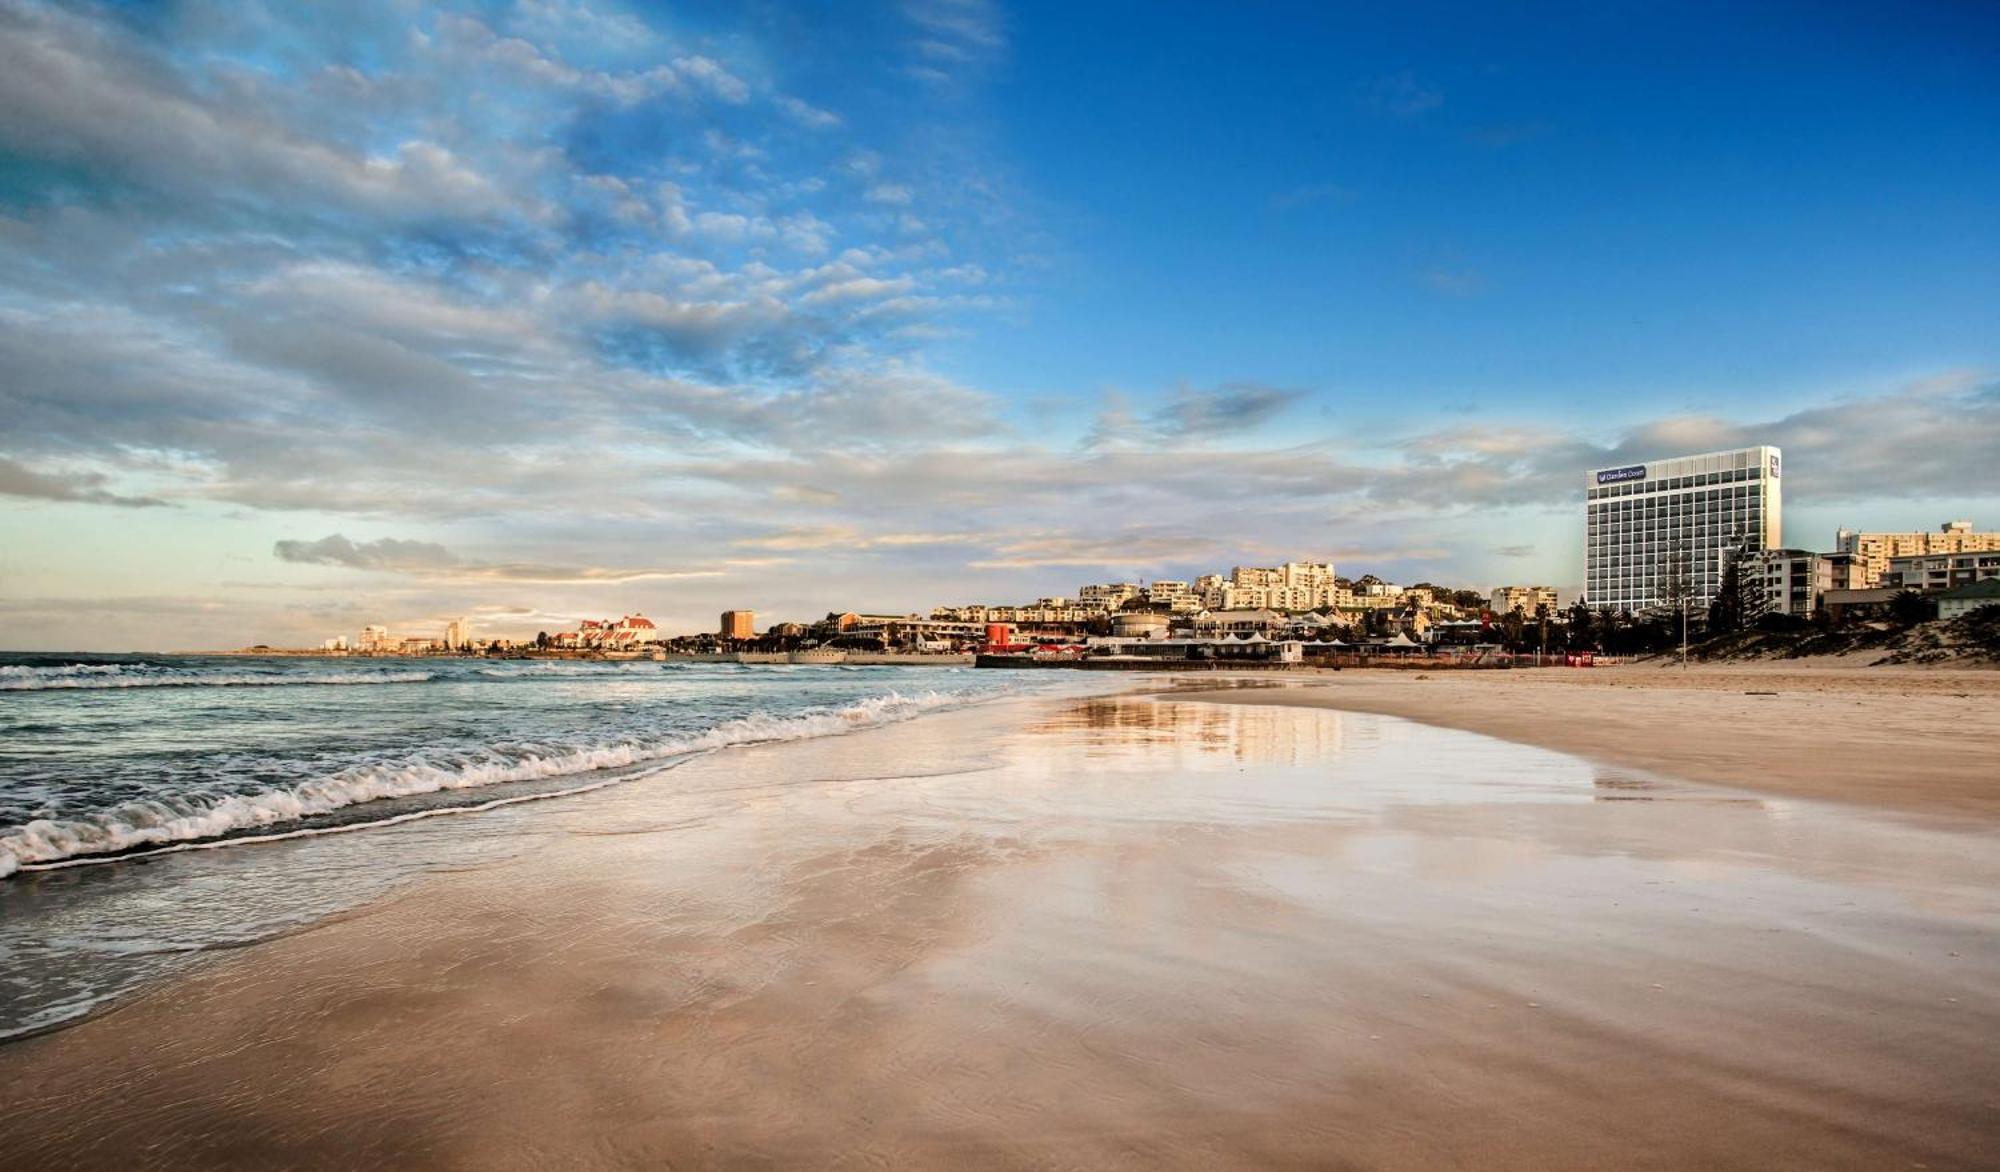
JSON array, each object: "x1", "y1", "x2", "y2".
[
  {"x1": 1181, "y1": 662, "x2": 2000, "y2": 820},
  {"x1": 2, "y1": 691, "x2": 1996, "y2": 1168}
]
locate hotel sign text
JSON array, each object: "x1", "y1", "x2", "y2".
[{"x1": 1595, "y1": 465, "x2": 1647, "y2": 485}]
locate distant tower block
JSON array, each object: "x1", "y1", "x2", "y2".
[{"x1": 720, "y1": 610, "x2": 756, "y2": 640}]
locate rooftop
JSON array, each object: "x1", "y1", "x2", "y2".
[{"x1": 1940, "y1": 578, "x2": 2000, "y2": 600}]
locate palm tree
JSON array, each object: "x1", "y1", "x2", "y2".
[{"x1": 1888, "y1": 590, "x2": 1933, "y2": 627}]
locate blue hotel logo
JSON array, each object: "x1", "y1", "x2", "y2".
[{"x1": 1595, "y1": 464, "x2": 1646, "y2": 485}]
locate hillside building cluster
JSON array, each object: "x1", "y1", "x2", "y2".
[{"x1": 310, "y1": 446, "x2": 1999, "y2": 660}]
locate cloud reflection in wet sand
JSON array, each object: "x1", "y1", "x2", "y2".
[{"x1": 2, "y1": 692, "x2": 1995, "y2": 1168}]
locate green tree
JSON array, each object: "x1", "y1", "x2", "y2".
[
  {"x1": 1888, "y1": 590, "x2": 1933, "y2": 627},
  {"x1": 1707, "y1": 550, "x2": 1746, "y2": 636},
  {"x1": 1567, "y1": 600, "x2": 1596, "y2": 650}
]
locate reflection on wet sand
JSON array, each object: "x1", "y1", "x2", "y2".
[
  {"x1": 1030, "y1": 694, "x2": 1349, "y2": 766},
  {"x1": 1, "y1": 691, "x2": 1995, "y2": 1169}
]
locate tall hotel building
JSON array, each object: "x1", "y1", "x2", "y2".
[{"x1": 1585, "y1": 446, "x2": 1782, "y2": 613}]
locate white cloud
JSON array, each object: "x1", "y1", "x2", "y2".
[{"x1": 776, "y1": 95, "x2": 842, "y2": 129}]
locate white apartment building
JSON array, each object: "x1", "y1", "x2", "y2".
[
  {"x1": 1077, "y1": 583, "x2": 1141, "y2": 611},
  {"x1": 1215, "y1": 561, "x2": 1339, "y2": 611},
  {"x1": 1585, "y1": 445, "x2": 1782, "y2": 613},
  {"x1": 358, "y1": 624, "x2": 392, "y2": 652},
  {"x1": 1884, "y1": 550, "x2": 2000, "y2": 592},
  {"x1": 444, "y1": 617, "x2": 471, "y2": 650},
  {"x1": 1835, "y1": 521, "x2": 2000, "y2": 586},
  {"x1": 1334, "y1": 585, "x2": 1401, "y2": 611},
  {"x1": 1489, "y1": 585, "x2": 1560, "y2": 616},
  {"x1": 1745, "y1": 549, "x2": 1866, "y2": 618},
  {"x1": 1143, "y1": 580, "x2": 1202, "y2": 613}
]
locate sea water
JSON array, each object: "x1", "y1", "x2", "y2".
[{"x1": 0, "y1": 653, "x2": 1080, "y2": 1038}]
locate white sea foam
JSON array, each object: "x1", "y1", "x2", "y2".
[
  {"x1": 0, "y1": 665, "x2": 434, "y2": 691},
  {"x1": 0, "y1": 688, "x2": 986, "y2": 877}
]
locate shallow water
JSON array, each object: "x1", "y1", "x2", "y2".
[{"x1": 0, "y1": 653, "x2": 1099, "y2": 1037}]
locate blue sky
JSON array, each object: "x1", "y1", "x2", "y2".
[{"x1": 1, "y1": 0, "x2": 1996, "y2": 649}]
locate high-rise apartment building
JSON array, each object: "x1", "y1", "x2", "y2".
[
  {"x1": 720, "y1": 610, "x2": 756, "y2": 640},
  {"x1": 1834, "y1": 521, "x2": 2000, "y2": 586},
  {"x1": 1585, "y1": 446, "x2": 1781, "y2": 613}
]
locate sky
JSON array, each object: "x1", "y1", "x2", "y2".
[{"x1": 1, "y1": 0, "x2": 1997, "y2": 650}]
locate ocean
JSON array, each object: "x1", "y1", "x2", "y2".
[{"x1": 0, "y1": 653, "x2": 1081, "y2": 1039}]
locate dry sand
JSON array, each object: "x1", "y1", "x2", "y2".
[
  {"x1": 1172, "y1": 661, "x2": 2000, "y2": 820},
  {"x1": 2, "y1": 684, "x2": 1996, "y2": 1169}
]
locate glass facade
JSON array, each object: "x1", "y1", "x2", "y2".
[{"x1": 1583, "y1": 446, "x2": 1782, "y2": 614}]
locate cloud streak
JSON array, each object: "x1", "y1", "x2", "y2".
[
  {"x1": 0, "y1": 457, "x2": 167, "y2": 508},
  {"x1": 273, "y1": 534, "x2": 722, "y2": 586}
]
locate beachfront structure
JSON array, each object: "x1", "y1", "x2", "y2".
[
  {"x1": 720, "y1": 610, "x2": 756, "y2": 640},
  {"x1": 547, "y1": 615, "x2": 661, "y2": 650},
  {"x1": 1086, "y1": 634, "x2": 1307, "y2": 664},
  {"x1": 1937, "y1": 578, "x2": 2000, "y2": 620},
  {"x1": 1192, "y1": 609, "x2": 1287, "y2": 635},
  {"x1": 1744, "y1": 549, "x2": 1867, "y2": 618},
  {"x1": 606, "y1": 615, "x2": 659, "y2": 645},
  {"x1": 1585, "y1": 445, "x2": 1782, "y2": 614},
  {"x1": 1109, "y1": 611, "x2": 1172, "y2": 639},
  {"x1": 1884, "y1": 550, "x2": 2000, "y2": 592},
  {"x1": 1834, "y1": 521, "x2": 2000, "y2": 587},
  {"x1": 1489, "y1": 585, "x2": 1560, "y2": 616},
  {"x1": 357, "y1": 624, "x2": 392, "y2": 652},
  {"x1": 444, "y1": 617, "x2": 471, "y2": 650}
]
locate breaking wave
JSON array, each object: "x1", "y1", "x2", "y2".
[
  {"x1": 0, "y1": 688, "x2": 981, "y2": 877},
  {"x1": 0, "y1": 664, "x2": 434, "y2": 691}
]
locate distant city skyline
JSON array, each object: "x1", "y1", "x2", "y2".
[{"x1": 1, "y1": 1, "x2": 1997, "y2": 650}]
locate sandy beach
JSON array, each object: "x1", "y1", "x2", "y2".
[
  {"x1": 2, "y1": 674, "x2": 1996, "y2": 1168},
  {"x1": 1193, "y1": 661, "x2": 2000, "y2": 820}
]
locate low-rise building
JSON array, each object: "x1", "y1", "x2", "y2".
[
  {"x1": 1192, "y1": 608, "x2": 1286, "y2": 635},
  {"x1": 1488, "y1": 585, "x2": 1560, "y2": 616},
  {"x1": 1937, "y1": 578, "x2": 2000, "y2": 621},
  {"x1": 1884, "y1": 550, "x2": 2000, "y2": 593},
  {"x1": 1078, "y1": 583, "x2": 1141, "y2": 611},
  {"x1": 1744, "y1": 550, "x2": 1867, "y2": 618},
  {"x1": 1143, "y1": 580, "x2": 1201, "y2": 613},
  {"x1": 1086, "y1": 635, "x2": 1305, "y2": 664},
  {"x1": 1110, "y1": 612, "x2": 1172, "y2": 639}
]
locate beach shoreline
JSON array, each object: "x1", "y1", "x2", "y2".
[
  {"x1": 1166, "y1": 661, "x2": 2000, "y2": 821},
  {"x1": 2, "y1": 683, "x2": 1995, "y2": 1169}
]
